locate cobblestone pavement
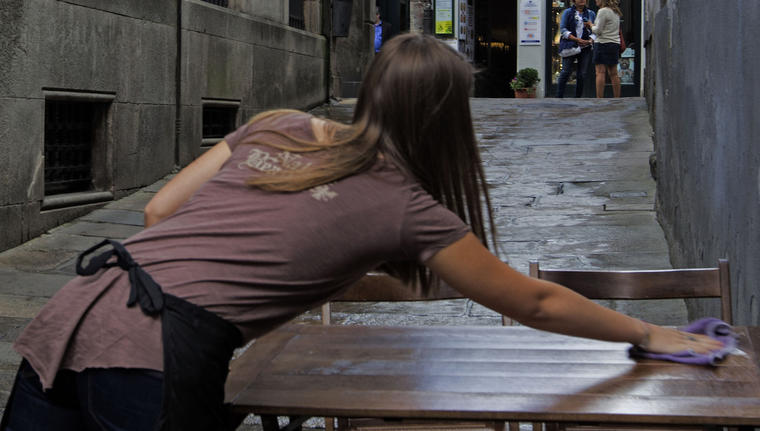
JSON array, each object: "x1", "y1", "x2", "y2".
[{"x1": 0, "y1": 98, "x2": 685, "y2": 429}]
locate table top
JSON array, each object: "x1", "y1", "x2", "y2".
[{"x1": 225, "y1": 324, "x2": 760, "y2": 426}]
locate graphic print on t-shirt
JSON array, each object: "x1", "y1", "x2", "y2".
[
  {"x1": 238, "y1": 148, "x2": 312, "y2": 173},
  {"x1": 239, "y1": 147, "x2": 337, "y2": 201}
]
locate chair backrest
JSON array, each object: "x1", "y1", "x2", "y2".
[
  {"x1": 320, "y1": 273, "x2": 465, "y2": 325},
  {"x1": 529, "y1": 259, "x2": 732, "y2": 325}
]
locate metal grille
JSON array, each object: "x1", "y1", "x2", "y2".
[
  {"x1": 201, "y1": 0, "x2": 228, "y2": 7},
  {"x1": 202, "y1": 106, "x2": 237, "y2": 139},
  {"x1": 44, "y1": 101, "x2": 94, "y2": 195},
  {"x1": 289, "y1": 0, "x2": 305, "y2": 30}
]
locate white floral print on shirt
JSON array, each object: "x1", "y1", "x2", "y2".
[
  {"x1": 239, "y1": 148, "x2": 336, "y2": 201},
  {"x1": 239, "y1": 148, "x2": 311, "y2": 173},
  {"x1": 309, "y1": 184, "x2": 338, "y2": 202}
]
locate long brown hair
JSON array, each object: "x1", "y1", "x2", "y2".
[
  {"x1": 597, "y1": 0, "x2": 623, "y2": 16},
  {"x1": 243, "y1": 33, "x2": 497, "y2": 295}
]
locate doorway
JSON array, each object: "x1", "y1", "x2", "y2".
[
  {"x1": 546, "y1": 0, "x2": 641, "y2": 98},
  {"x1": 376, "y1": 0, "x2": 410, "y2": 42},
  {"x1": 473, "y1": 0, "x2": 518, "y2": 97}
]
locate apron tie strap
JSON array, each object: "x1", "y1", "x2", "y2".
[{"x1": 76, "y1": 239, "x2": 165, "y2": 315}]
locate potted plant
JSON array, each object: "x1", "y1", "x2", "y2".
[{"x1": 509, "y1": 68, "x2": 540, "y2": 98}]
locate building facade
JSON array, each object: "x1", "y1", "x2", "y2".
[
  {"x1": 0, "y1": 0, "x2": 373, "y2": 252},
  {"x1": 401, "y1": 0, "x2": 643, "y2": 98},
  {"x1": 645, "y1": 0, "x2": 760, "y2": 325}
]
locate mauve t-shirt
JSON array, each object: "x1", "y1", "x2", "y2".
[{"x1": 14, "y1": 112, "x2": 470, "y2": 390}]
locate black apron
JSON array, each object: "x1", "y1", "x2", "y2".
[{"x1": 75, "y1": 239, "x2": 244, "y2": 431}]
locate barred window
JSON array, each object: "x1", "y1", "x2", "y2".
[
  {"x1": 42, "y1": 92, "x2": 114, "y2": 211},
  {"x1": 289, "y1": 0, "x2": 305, "y2": 30},
  {"x1": 202, "y1": 100, "x2": 239, "y2": 148},
  {"x1": 201, "y1": 0, "x2": 228, "y2": 7},
  {"x1": 44, "y1": 101, "x2": 96, "y2": 195}
]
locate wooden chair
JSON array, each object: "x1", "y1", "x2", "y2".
[
  {"x1": 530, "y1": 259, "x2": 732, "y2": 431},
  {"x1": 529, "y1": 259, "x2": 732, "y2": 325},
  {"x1": 319, "y1": 272, "x2": 465, "y2": 325},
  {"x1": 320, "y1": 273, "x2": 508, "y2": 431}
]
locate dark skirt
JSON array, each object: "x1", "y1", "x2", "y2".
[{"x1": 593, "y1": 42, "x2": 620, "y2": 65}]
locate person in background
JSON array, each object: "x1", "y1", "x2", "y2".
[
  {"x1": 374, "y1": 7, "x2": 384, "y2": 53},
  {"x1": 592, "y1": 0, "x2": 623, "y2": 98},
  {"x1": 556, "y1": 0, "x2": 596, "y2": 98},
  {"x1": 1, "y1": 34, "x2": 723, "y2": 431}
]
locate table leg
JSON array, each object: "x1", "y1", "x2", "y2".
[
  {"x1": 262, "y1": 415, "x2": 280, "y2": 431},
  {"x1": 226, "y1": 410, "x2": 248, "y2": 430}
]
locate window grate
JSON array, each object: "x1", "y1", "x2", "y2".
[
  {"x1": 44, "y1": 101, "x2": 94, "y2": 195},
  {"x1": 289, "y1": 0, "x2": 305, "y2": 30},
  {"x1": 201, "y1": 0, "x2": 228, "y2": 7},
  {"x1": 202, "y1": 106, "x2": 238, "y2": 140}
]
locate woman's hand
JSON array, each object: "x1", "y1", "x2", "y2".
[{"x1": 640, "y1": 322, "x2": 725, "y2": 354}]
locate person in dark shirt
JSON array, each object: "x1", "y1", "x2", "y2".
[
  {"x1": 556, "y1": 0, "x2": 596, "y2": 97},
  {"x1": 374, "y1": 7, "x2": 384, "y2": 52}
]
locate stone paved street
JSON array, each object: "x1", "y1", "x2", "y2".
[
  {"x1": 0, "y1": 98, "x2": 686, "y2": 427},
  {"x1": 305, "y1": 98, "x2": 685, "y2": 328}
]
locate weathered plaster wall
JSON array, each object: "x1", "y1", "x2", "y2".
[
  {"x1": 331, "y1": 0, "x2": 374, "y2": 98},
  {"x1": 228, "y1": 0, "x2": 286, "y2": 24},
  {"x1": 0, "y1": 0, "x2": 327, "y2": 251},
  {"x1": 0, "y1": 0, "x2": 177, "y2": 250},
  {"x1": 646, "y1": 0, "x2": 760, "y2": 324},
  {"x1": 410, "y1": 0, "x2": 432, "y2": 34},
  {"x1": 179, "y1": 0, "x2": 326, "y2": 164}
]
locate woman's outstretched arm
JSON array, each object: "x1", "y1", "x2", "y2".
[
  {"x1": 426, "y1": 233, "x2": 723, "y2": 354},
  {"x1": 144, "y1": 141, "x2": 232, "y2": 228}
]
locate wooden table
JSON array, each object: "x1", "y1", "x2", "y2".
[{"x1": 225, "y1": 324, "x2": 760, "y2": 429}]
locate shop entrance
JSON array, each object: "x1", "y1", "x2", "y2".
[
  {"x1": 546, "y1": 0, "x2": 641, "y2": 98},
  {"x1": 473, "y1": 0, "x2": 518, "y2": 97},
  {"x1": 376, "y1": 0, "x2": 409, "y2": 42}
]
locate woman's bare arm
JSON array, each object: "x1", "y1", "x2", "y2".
[
  {"x1": 426, "y1": 233, "x2": 724, "y2": 354},
  {"x1": 143, "y1": 141, "x2": 232, "y2": 228}
]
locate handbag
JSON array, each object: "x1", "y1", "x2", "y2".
[{"x1": 619, "y1": 29, "x2": 626, "y2": 54}]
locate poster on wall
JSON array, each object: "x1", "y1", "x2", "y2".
[
  {"x1": 467, "y1": 4, "x2": 474, "y2": 59},
  {"x1": 458, "y1": 1, "x2": 474, "y2": 61},
  {"x1": 619, "y1": 47, "x2": 635, "y2": 84},
  {"x1": 618, "y1": 57, "x2": 634, "y2": 84},
  {"x1": 519, "y1": 0, "x2": 541, "y2": 45},
  {"x1": 435, "y1": 0, "x2": 454, "y2": 35}
]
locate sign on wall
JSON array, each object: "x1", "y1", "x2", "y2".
[
  {"x1": 458, "y1": 1, "x2": 474, "y2": 61},
  {"x1": 435, "y1": 0, "x2": 454, "y2": 35},
  {"x1": 519, "y1": 0, "x2": 541, "y2": 45}
]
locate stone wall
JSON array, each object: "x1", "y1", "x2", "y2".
[
  {"x1": 410, "y1": 0, "x2": 432, "y2": 34},
  {"x1": 645, "y1": 0, "x2": 760, "y2": 324},
  {"x1": 179, "y1": 0, "x2": 327, "y2": 164},
  {"x1": 228, "y1": 0, "x2": 286, "y2": 23},
  {"x1": 0, "y1": 0, "x2": 327, "y2": 252},
  {"x1": 331, "y1": 0, "x2": 374, "y2": 98}
]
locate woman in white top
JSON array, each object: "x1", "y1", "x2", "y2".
[{"x1": 591, "y1": 0, "x2": 623, "y2": 97}]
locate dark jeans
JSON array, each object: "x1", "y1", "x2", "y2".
[
  {"x1": 2, "y1": 360, "x2": 163, "y2": 431},
  {"x1": 557, "y1": 46, "x2": 592, "y2": 98}
]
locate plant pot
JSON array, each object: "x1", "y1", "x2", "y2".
[{"x1": 514, "y1": 88, "x2": 536, "y2": 99}]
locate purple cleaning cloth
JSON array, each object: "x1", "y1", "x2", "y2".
[{"x1": 628, "y1": 317, "x2": 738, "y2": 365}]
